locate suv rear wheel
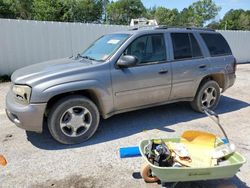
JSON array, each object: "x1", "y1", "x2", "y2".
[
  {"x1": 48, "y1": 95, "x2": 100, "y2": 144},
  {"x1": 191, "y1": 80, "x2": 220, "y2": 112}
]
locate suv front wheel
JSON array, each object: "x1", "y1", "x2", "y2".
[
  {"x1": 191, "y1": 80, "x2": 220, "y2": 112},
  {"x1": 48, "y1": 95, "x2": 100, "y2": 144}
]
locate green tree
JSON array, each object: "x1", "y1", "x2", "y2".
[
  {"x1": 74, "y1": 0, "x2": 103, "y2": 22},
  {"x1": 0, "y1": 0, "x2": 33, "y2": 19},
  {"x1": 9, "y1": 0, "x2": 33, "y2": 19},
  {"x1": 102, "y1": 0, "x2": 109, "y2": 23},
  {"x1": 32, "y1": 0, "x2": 103, "y2": 22},
  {"x1": 107, "y1": 0, "x2": 146, "y2": 25},
  {"x1": 240, "y1": 11, "x2": 250, "y2": 30},
  {"x1": 220, "y1": 9, "x2": 250, "y2": 30},
  {"x1": 32, "y1": 0, "x2": 59, "y2": 21},
  {"x1": 144, "y1": 6, "x2": 156, "y2": 20},
  {"x1": 178, "y1": 7, "x2": 198, "y2": 26},
  {"x1": 154, "y1": 7, "x2": 178, "y2": 26},
  {"x1": 179, "y1": 0, "x2": 220, "y2": 27},
  {"x1": 53, "y1": 0, "x2": 75, "y2": 22},
  {"x1": 207, "y1": 21, "x2": 220, "y2": 29},
  {"x1": 0, "y1": 0, "x2": 13, "y2": 18}
]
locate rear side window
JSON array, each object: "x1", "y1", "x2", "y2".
[
  {"x1": 201, "y1": 33, "x2": 232, "y2": 56},
  {"x1": 171, "y1": 33, "x2": 202, "y2": 60}
]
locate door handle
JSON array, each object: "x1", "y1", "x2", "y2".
[
  {"x1": 158, "y1": 69, "x2": 168, "y2": 74},
  {"x1": 199, "y1": 65, "x2": 207, "y2": 69}
]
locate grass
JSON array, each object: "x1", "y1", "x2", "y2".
[{"x1": 0, "y1": 75, "x2": 11, "y2": 83}]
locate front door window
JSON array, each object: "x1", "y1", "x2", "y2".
[{"x1": 124, "y1": 34, "x2": 166, "y2": 64}]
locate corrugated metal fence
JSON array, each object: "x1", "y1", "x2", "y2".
[
  {"x1": 0, "y1": 19, "x2": 129, "y2": 75},
  {"x1": 217, "y1": 30, "x2": 250, "y2": 64},
  {"x1": 0, "y1": 18, "x2": 250, "y2": 75}
]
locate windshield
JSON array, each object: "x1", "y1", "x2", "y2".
[{"x1": 81, "y1": 34, "x2": 130, "y2": 61}]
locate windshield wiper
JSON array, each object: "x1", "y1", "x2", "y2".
[{"x1": 77, "y1": 54, "x2": 96, "y2": 61}]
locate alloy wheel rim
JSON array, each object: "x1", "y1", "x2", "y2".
[
  {"x1": 59, "y1": 106, "x2": 92, "y2": 137},
  {"x1": 201, "y1": 87, "x2": 217, "y2": 108}
]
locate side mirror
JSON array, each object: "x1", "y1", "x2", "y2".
[{"x1": 117, "y1": 55, "x2": 138, "y2": 68}]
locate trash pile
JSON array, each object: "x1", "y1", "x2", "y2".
[{"x1": 144, "y1": 130, "x2": 235, "y2": 168}]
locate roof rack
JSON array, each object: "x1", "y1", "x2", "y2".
[
  {"x1": 154, "y1": 25, "x2": 215, "y2": 31},
  {"x1": 129, "y1": 25, "x2": 215, "y2": 32}
]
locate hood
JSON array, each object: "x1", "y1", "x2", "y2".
[{"x1": 11, "y1": 57, "x2": 94, "y2": 86}]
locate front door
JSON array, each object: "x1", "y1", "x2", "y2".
[{"x1": 111, "y1": 34, "x2": 172, "y2": 111}]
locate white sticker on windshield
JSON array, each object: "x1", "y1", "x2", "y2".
[{"x1": 107, "y1": 39, "x2": 120, "y2": 44}]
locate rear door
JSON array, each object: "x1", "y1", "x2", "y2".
[
  {"x1": 169, "y1": 32, "x2": 210, "y2": 100},
  {"x1": 200, "y1": 33, "x2": 236, "y2": 90},
  {"x1": 200, "y1": 32, "x2": 235, "y2": 73},
  {"x1": 111, "y1": 33, "x2": 172, "y2": 111}
]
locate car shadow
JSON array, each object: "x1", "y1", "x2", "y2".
[{"x1": 26, "y1": 95, "x2": 249, "y2": 150}]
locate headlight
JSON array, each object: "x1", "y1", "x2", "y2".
[{"x1": 12, "y1": 85, "x2": 32, "y2": 104}]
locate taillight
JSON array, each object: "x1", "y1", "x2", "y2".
[{"x1": 233, "y1": 58, "x2": 237, "y2": 72}]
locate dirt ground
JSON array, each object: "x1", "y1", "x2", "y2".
[{"x1": 0, "y1": 64, "x2": 249, "y2": 188}]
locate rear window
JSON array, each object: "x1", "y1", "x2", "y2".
[
  {"x1": 201, "y1": 33, "x2": 232, "y2": 56},
  {"x1": 171, "y1": 33, "x2": 202, "y2": 60}
]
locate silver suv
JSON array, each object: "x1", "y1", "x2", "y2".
[{"x1": 6, "y1": 27, "x2": 236, "y2": 144}]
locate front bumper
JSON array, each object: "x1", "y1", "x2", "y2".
[{"x1": 5, "y1": 91, "x2": 46, "y2": 133}]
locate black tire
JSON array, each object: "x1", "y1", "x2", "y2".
[
  {"x1": 48, "y1": 95, "x2": 100, "y2": 144},
  {"x1": 191, "y1": 80, "x2": 220, "y2": 112}
]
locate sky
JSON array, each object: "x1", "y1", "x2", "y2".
[{"x1": 141, "y1": 0, "x2": 250, "y2": 20}]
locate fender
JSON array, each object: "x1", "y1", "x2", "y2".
[{"x1": 31, "y1": 79, "x2": 114, "y2": 115}]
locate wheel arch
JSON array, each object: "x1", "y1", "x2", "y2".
[
  {"x1": 45, "y1": 89, "x2": 104, "y2": 118},
  {"x1": 198, "y1": 73, "x2": 226, "y2": 93}
]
